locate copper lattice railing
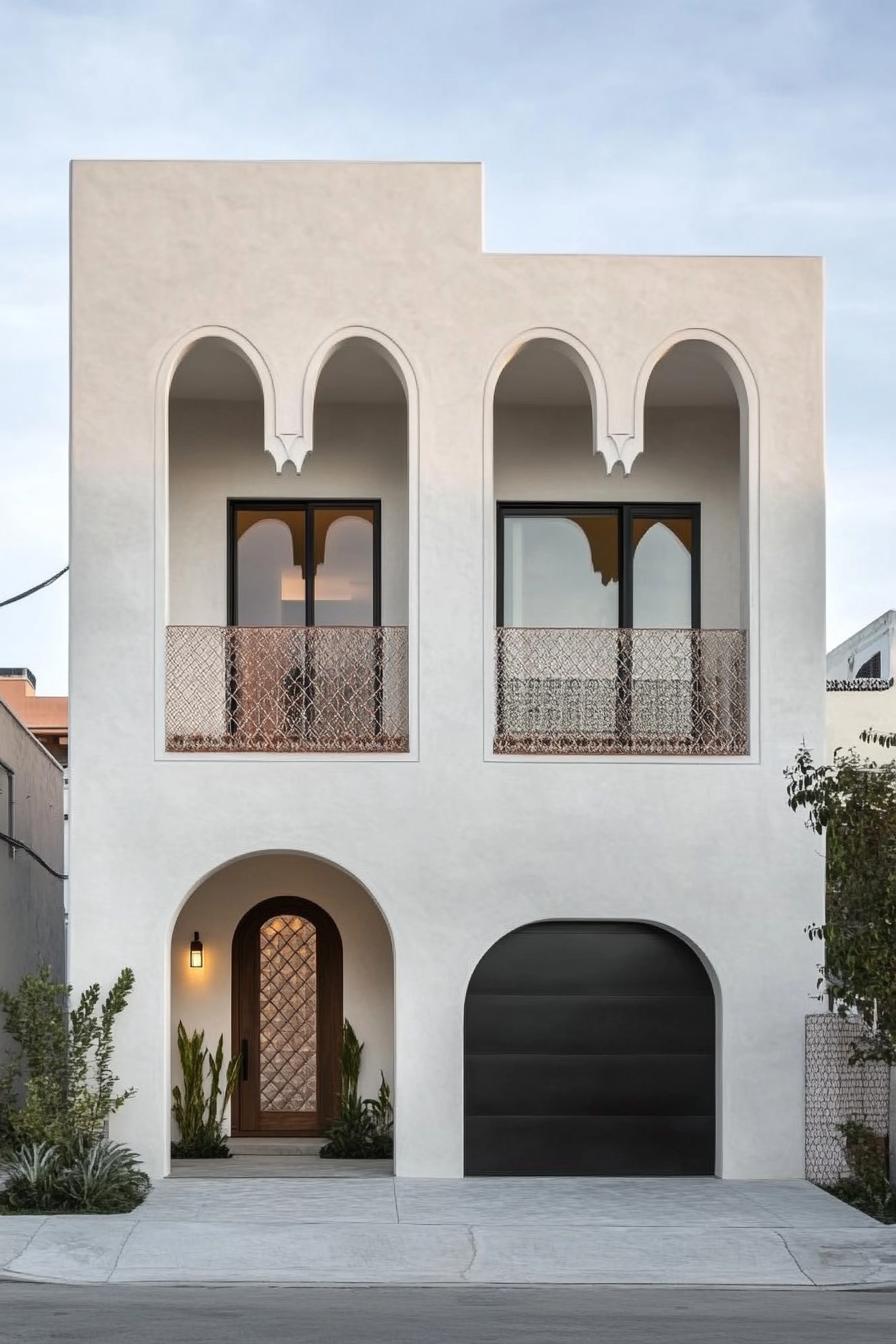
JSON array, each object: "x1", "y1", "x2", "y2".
[
  {"x1": 494, "y1": 627, "x2": 748, "y2": 755},
  {"x1": 166, "y1": 625, "x2": 409, "y2": 753}
]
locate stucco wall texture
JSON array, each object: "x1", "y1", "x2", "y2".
[
  {"x1": 69, "y1": 161, "x2": 825, "y2": 1180},
  {"x1": 0, "y1": 703, "x2": 65, "y2": 1042}
]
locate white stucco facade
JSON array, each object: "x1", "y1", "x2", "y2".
[{"x1": 68, "y1": 160, "x2": 825, "y2": 1181}]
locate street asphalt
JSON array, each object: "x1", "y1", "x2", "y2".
[{"x1": 0, "y1": 1284, "x2": 894, "y2": 1344}]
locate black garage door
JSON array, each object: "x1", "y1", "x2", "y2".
[{"x1": 464, "y1": 921, "x2": 715, "y2": 1176}]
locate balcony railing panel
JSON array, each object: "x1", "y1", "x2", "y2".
[
  {"x1": 495, "y1": 627, "x2": 748, "y2": 756},
  {"x1": 166, "y1": 626, "x2": 409, "y2": 753}
]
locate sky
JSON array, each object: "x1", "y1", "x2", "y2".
[{"x1": 0, "y1": 0, "x2": 894, "y2": 695}]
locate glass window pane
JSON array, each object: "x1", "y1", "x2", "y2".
[
  {"x1": 502, "y1": 514, "x2": 619, "y2": 627},
  {"x1": 312, "y1": 508, "x2": 375, "y2": 626},
  {"x1": 259, "y1": 914, "x2": 317, "y2": 1113},
  {"x1": 235, "y1": 509, "x2": 306, "y2": 626},
  {"x1": 632, "y1": 517, "x2": 693, "y2": 628}
]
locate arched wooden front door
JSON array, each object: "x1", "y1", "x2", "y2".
[
  {"x1": 232, "y1": 897, "x2": 342, "y2": 1136},
  {"x1": 464, "y1": 921, "x2": 716, "y2": 1175}
]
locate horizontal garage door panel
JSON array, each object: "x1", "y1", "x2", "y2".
[
  {"x1": 464, "y1": 1115, "x2": 715, "y2": 1177},
  {"x1": 465, "y1": 1053, "x2": 714, "y2": 1116},
  {"x1": 468, "y1": 924, "x2": 707, "y2": 998},
  {"x1": 465, "y1": 994, "x2": 714, "y2": 1055},
  {"x1": 464, "y1": 922, "x2": 715, "y2": 1177}
]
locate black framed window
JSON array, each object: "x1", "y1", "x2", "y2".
[
  {"x1": 228, "y1": 500, "x2": 382, "y2": 627},
  {"x1": 856, "y1": 651, "x2": 881, "y2": 680},
  {"x1": 497, "y1": 503, "x2": 700, "y2": 629}
]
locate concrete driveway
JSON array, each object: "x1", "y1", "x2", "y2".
[{"x1": 1, "y1": 1177, "x2": 893, "y2": 1288}]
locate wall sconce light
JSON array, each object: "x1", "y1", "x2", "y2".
[{"x1": 189, "y1": 932, "x2": 204, "y2": 969}]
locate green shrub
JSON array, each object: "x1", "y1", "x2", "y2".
[
  {"x1": 55, "y1": 1137, "x2": 150, "y2": 1212},
  {"x1": 826, "y1": 1120, "x2": 896, "y2": 1224},
  {"x1": 0, "y1": 1142, "x2": 60, "y2": 1211},
  {"x1": 171, "y1": 1022, "x2": 240, "y2": 1159},
  {"x1": 320, "y1": 1021, "x2": 393, "y2": 1160},
  {"x1": 1, "y1": 1137, "x2": 150, "y2": 1214},
  {"x1": 0, "y1": 966, "x2": 136, "y2": 1150}
]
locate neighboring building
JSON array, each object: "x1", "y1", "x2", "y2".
[
  {"x1": 69, "y1": 161, "x2": 825, "y2": 1181},
  {"x1": 0, "y1": 696, "x2": 66, "y2": 1031},
  {"x1": 827, "y1": 612, "x2": 896, "y2": 764},
  {"x1": 0, "y1": 669, "x2": 68, "y2": 766},
  {"x1": 826, "y1": 610, "x2": 896, "y2": 684}
]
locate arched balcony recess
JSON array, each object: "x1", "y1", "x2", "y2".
[
  {"x1": 490, "y1": 336, "x2": 749, "y2": 757},
  {"x1": 163, "y1": 334, "x2": 411, "y2": 755}
]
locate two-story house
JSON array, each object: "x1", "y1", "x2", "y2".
[{"x1": 69, "y1": 160, "x2": 825, "y2": 1181}]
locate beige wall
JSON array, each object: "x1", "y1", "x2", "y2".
[
  {"x1": 170, "y1": 852, "x2": 394, "y2": 1131},
  {"x1": 495, "y1": 405, "x2": 741, "y2": 628},
  {"x1": 0, "y1": 703, "x2": 65, "y2": 1033},
  {"x1": 169, "y1": 401, "x2": 408, "y2": 627},
  {"x1": 826, "y1": 685, "x2": 896, "y2": 765}
]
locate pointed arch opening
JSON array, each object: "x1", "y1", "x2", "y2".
[
  {"x1": 161, "y1": 328, "x2": 413, "y2": 756},
  {"x1": 487, "y1": 331, "x2": 751, "y2": 758}
]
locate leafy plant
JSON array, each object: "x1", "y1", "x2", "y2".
[
  {"x1": 339, "y1": 1019, "x2": 363, "y2": 1109},
  {"x1": 0, "y1": 1137, "x2": 149, "y2": 1214},
  {"x1": 826, "y1": 1120, "x2": 895, "y2": 1224},
  {"x1": 320, "y1": 1021, "x2": 393, "y2": 1160},
  {"x1": 0, "y1": 966, "x2": 136, "y2": 1149},
  {"x1": 171, "y1": 1022, "x2": 241, "y2": 1159},
  {"x1": 366, "y1": 1073, "x2": 394, "y2": 1158},
  {"x1": 55, "y1": 1137, "x2": 151, "y2": 1212},
  {"x1": 785, "y1": 741, "x2": 896, "y2": 1064},
  {"x1": 0, "y1": 1142, "x2": 61, "y2": 1211}
]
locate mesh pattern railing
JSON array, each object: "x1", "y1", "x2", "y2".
[
  {"x1": 805, "y1": 1013, "x2": 890, "y2": 1185},
  {"x1": 494, "y1": 627, "x2": 748, "y2": 755},
  {"x1": 166, "y1": 626, "x2": 409, "y2": 753}
]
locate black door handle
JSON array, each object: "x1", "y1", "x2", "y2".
[{"x1": 241, "y1": 1038, "x2": 249, "y2": 1081}]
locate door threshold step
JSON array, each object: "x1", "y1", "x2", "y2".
[{"x1": 228, "y1": 1138, "x2": 325, "y2": 1156}]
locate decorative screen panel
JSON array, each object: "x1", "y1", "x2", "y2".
[{"x1": 259, "y1": 914, "x2": 317, "y2": 1112}]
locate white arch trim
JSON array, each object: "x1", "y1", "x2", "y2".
[
  {"x1": 627, "y1": 327, "x2": 758, "y2": 476},
  {"x1": 484, "y1": 327, "x2": 613, "y2": 471},
  {"x1": 295, "y1": 324, "x2": 418, "y2": 473},
  {"x1": 162, "y1": 845, "x2": 399, "y2": 1176},
  {"x1": 156, "y1": 324, "x2": 288, "y2": 471}
]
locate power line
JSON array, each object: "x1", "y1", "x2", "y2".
[
  {"x1": 0, "y1": 565, "x2": 69, "y2": 609},
  {"x1": 0, "y1": 831, "x2": 66, "y2": 880}
]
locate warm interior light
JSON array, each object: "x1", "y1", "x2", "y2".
[
  {"x1": 189, "y1": 931, "x2": 203, "y2": 969},
  {"x1": 280, "y1": 567, "x2": 305, "y2": 601},
  {"x1": 280, "y1": 568, "x2": 365, "y2": 603}
]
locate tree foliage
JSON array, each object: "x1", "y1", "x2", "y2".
[{"x1": 785, "y1": 740, "x2": 896, "y2": 1064}]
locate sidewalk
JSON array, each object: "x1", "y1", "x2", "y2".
[{"x1": 1, "y1": 1177, "x2": 894, "y2": 1288}]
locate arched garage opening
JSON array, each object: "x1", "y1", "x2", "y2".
[{"x1": 464, "y1": 921, "x2": 715, "y2": 1176}]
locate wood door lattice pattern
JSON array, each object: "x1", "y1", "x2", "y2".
[{"x1": 259, "y1": 915, "x2": 317, "y2": 1112}]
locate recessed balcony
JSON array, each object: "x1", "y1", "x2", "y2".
[
  {"x1": 162, "y1": 331, "x2": 412, "y2": 756},
  {"x1": 494, "y1": 626, "x2": 747, "y2": 756},
  {"x1": 165, "y1": 625, "x2": 409, "y2": 753},
  {"x1": 489, "y1": 336, "x2": 752, "y2": 759}
]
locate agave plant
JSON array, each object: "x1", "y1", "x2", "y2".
[
  {"x1": 0, "y1": 1136, "x2": 150, "y2": 1213},
  {"x1": 0, "y1": 1141, "x2": 61, "y2": 1210},
  {"x1": 55, "y1": 1137, "x2": 150, "y2": 1212}
]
